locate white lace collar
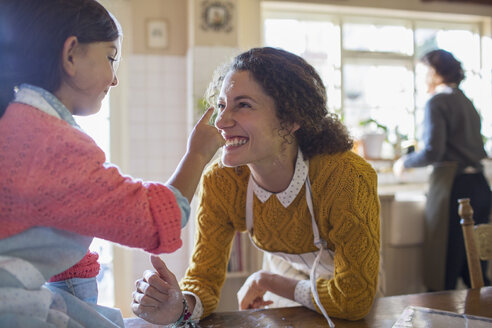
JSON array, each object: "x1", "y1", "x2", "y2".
[{"x1": 251, "y1": 148, "x2": 308, "y2": 208}]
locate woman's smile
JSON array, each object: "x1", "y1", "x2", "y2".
[{"x1": 224, "y1": 136, "x2": 249, "y2": 149}]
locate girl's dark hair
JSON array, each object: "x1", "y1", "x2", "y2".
[
  {"x1": 206, "y1": 47, "x2": 352, "y2": 159},
  {"x1": 421, "y1": 49, "x2": 465, "y2": 85},
  {"x1": 0, "y1": 0, "x2": 121, "y2": 116}
]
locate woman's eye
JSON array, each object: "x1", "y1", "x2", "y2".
[
  {"x1": 238, "y1": 102, "x2": 251, "y2": 108},
  {"x1": 216, "y1": 103, "x2": 225, "y2": 110}
]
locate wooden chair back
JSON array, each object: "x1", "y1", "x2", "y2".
[{"x1": 458, "y1": 198, "x2": 492, "y2": 289}]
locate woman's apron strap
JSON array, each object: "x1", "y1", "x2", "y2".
[
  {"x1": 305, "y1": 177, "x2": 334, "y2": 327},
  {"x1": 246, "y1": 174, "x2": 335, "y2": 327}
]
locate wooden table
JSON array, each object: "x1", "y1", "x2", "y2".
[{"x1": 124, "y1": 287, "x2": 492, "y2": 327}]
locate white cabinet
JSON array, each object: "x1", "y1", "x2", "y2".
[{"x1": 380, "y1": 191, "x2": 427, "y2": 296}]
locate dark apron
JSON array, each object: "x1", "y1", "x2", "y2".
[{"x1": 423, "y1": 163, "x2": 457, "y2": 291}]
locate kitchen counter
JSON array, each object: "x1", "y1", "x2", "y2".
[{"x1": 378, "y1": 182, "x2": 428, "y2": 197}]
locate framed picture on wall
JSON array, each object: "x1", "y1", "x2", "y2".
[
  {"x1": 200, "y1": 1, "x2": 234, "y2": 32},
  {"x1": 146, "y1": 19, "x2": 168, "y2": 49}
]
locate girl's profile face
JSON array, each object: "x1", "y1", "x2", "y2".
[
  {"x1": 58, "y1": 37, "x2": 120, "y2": 116},
  {"x1": 214, "y1": 70, "x2": 293, "y2": 169}
]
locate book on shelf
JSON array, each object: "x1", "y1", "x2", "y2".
[{"x1": 227, "y1": 231, "x2": 246, "y2": 273}]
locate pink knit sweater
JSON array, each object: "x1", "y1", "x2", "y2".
[{"x1": 0, "y1": 103, "x2": 183, "y2": 280}]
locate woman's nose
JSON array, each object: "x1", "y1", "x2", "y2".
[{"x1": 214, "y1": 107, "x2": 234, "y2": 129}]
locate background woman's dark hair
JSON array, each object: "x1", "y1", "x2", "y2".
[
  {"x1": 421, "y1": 49, "x2": 465, "y2": 85},
  {"x1": 0, "y1": 0, "x2": 121, "y2": 117},
  {"x1": 206, "y1": 47, "x2": 353, "y2": 159}
]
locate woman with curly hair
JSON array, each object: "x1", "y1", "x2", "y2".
[{"x1": 132, "y1": 47, "x2": 382, "y2": 326}]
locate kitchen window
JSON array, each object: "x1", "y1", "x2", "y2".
[{"x1": 262, "y1": 4, "x2": 492, "y2": 158}]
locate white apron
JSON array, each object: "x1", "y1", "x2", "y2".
[{"x1": 246, "y1": 175, "x2": 336, "y2": 327}]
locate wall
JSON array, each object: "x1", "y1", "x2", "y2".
[{"x1": 131, "y1": 0, "x2": 188, "y2": 55}]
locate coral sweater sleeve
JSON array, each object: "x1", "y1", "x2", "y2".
[{"x1": 0, "y1": 104, "x2": 182, "y2": 254}]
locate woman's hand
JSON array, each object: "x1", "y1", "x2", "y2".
[
  {"x1": 237, "y1": 270, "x2": 274, "y2": 310},
  {"x1": 393, "y1": 156, "x2": 406, "y2": 178},
  {"x1": 131, "y1": 255, "x2": 185, "y2": 325}
]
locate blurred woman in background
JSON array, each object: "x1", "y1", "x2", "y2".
[{"x1": 394, "y1": 49, "x2": 490, "y2": 291}]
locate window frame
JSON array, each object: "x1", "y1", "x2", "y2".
[{"x1": 262, "y1": 4, "x2": 492, "y2": 150}]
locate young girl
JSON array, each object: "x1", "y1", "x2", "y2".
[{"x1": 0, "y1": 0, "x2": 222, "y2": 326}]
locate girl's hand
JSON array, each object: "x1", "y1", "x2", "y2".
[
  {"x1": 131, "y1": 256, "x2": 185, "y2": 325},
  {"x1": 237, "y1": 271, "x2": 274, "y2": 310},
  {"x1": 167, "y1": 107, "x2": 224, "y2": 202},
  {"x1": 187, "y1": 107, "x2": 224, "y2": 163}
]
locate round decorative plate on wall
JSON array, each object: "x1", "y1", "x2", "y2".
[{"x1": 200, "y1": 1, "x2": 234, "y2": 33}]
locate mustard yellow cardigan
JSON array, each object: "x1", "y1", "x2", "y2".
[{"x1": 180, "y1": 150, "x2": 380, "y2": 320}]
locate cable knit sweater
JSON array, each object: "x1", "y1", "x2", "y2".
[
  {"x1": 0, "y1": 103, "x2": 182, "y2": 279},
  {"x1": 180, "y1": 150, "x2": 380, "y2": 320}
]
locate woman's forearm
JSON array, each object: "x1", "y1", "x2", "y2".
[{"x1": 259, "y1": 271, "x2": 298, "y2": 301}]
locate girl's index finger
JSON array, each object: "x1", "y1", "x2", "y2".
[{"x1": 197, "y1": 106, "x2": 215, "y2": 125}]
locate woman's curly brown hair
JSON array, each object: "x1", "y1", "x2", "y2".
[{"x1": 205, "y1": 47, "x2": 352, "y2": 159}]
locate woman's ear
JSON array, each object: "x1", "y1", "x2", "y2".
[
  {"x1": 61, "y1": 36, "x2": 80, "y2": 77},
  {"x1": 291, "y1": 122, "x2": 300, "y2": 134}
]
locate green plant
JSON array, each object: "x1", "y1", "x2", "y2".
[{"x1": 359, "y1": 118, "x2": 388, "y2": 134}]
